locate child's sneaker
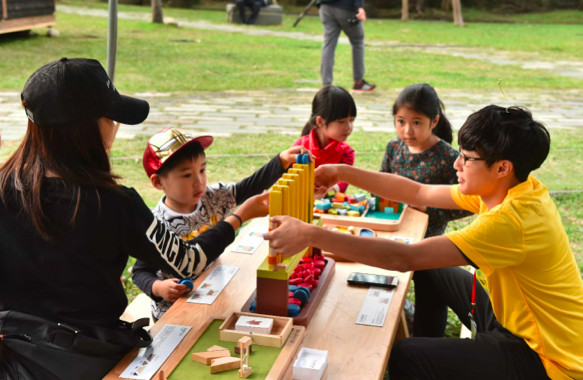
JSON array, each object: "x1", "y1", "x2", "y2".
[{"x1": 353, "y1": 80, "x2": 376, "y2": 92}]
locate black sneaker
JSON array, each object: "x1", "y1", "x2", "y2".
[{"x1": 353, "y1": 80, "x2": 376, "y2": 92}]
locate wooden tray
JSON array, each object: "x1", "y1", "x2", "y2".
[
  {"x1": 242, "y1": 258, "x2": 335, "y2": 326},
  {"x1": 166, "y1": 319, "x2": 305, "y2": 380},
  {"x1": 318, "y1": 204, "x2": 408, "y2": 232}
]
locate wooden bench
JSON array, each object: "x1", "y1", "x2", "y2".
[{"x1": 226, "y1": 3, "x2": 283, "y2": 25}]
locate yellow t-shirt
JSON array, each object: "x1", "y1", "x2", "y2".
[{"x1": 447, "y1": 176, "x2": 583, "y2": 380}]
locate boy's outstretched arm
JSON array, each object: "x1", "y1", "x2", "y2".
[
  {"x1": 263, "y1": 215, "x2": 467, "y2": 272},
  {"x1": 233, "y1": 146, "x2": 309, "y2": 205},
  {"x1": 315, "y1": 164, "x2": 460, "y2": 210},
  {"x1": 132, "y1": 259, "x2": 164, "y2": 301}
]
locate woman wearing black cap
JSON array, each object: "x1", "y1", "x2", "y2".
[{"x1": 0, "y1": 58, "x2": 267, "y2": 379}]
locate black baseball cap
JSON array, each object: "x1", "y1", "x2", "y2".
[{"x1": 21, "y1": 57, "x2": 149, "y2": 127}]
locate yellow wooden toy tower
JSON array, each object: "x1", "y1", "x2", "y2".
[{"x1": 256, "y1": 153, "x2": 315, "y2": 316}]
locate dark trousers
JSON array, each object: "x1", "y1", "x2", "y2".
[
  {"x1": 235, "y1": 0, "x2": 262, "y2": 24},
  {"x1": 388, "y1": 267, "x2": 550, "y2": 379}
]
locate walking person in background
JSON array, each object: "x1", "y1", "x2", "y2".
[{"x1": 318, "y1": 0, "x2": 375, "y2": 91}]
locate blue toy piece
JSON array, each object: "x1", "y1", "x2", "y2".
[
  {"x1": 297, "y1": 153, "x2": 310, "y2": 165},
  {"x1": 250, "y1": 299, "x2": 257, "y2": 312},
  {"x1": 288, "y1": 304, "x2": 301, "y2": 317},
  {"x1": 179, "y1": 278, "x2": 194, "y2": 291},
  {"x1": 359, "y1": 228, "x2": 375, "y2": 237},
  {"x1": 289, "y1": 285, "x2": 299, "y2": 292},
  {"x1": 293, "y1": 287, "x2": 310, "y2": 306}
]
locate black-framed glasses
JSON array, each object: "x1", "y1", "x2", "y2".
[{"x1": 458, "y1": 150, "x2": 486, "y2": 166}]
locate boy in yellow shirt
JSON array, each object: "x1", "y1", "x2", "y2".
[{"x1": 265, "y1": 105, "x2": 583, "y2": 379}]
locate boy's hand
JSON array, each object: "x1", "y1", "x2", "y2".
[
  {"x1": 237, "y1": 191, "x2": 270, "y2": 221},
  {"x1": 279, "y1": 146, "x2": 315, "y2": 169},
  {"x1": 152, "y1": 278, "x2": 189, "y2": 302}
]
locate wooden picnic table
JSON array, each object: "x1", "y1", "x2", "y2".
[{"x1": 105, "y1": 208, "x2": 428, "y2": 380}]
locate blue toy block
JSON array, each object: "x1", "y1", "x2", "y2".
[{"x1": 179, "y1": 278, "x2": 194, "y2": 291}]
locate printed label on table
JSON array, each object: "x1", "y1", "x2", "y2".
[
  {"x1": 120, "y1": 324, "x2": 191, "y2": 379},
  {"x1": 187, "y1": 265, "x2": 239, "y2": 304},
  {"x1": 231, "y1": 226, "x2": 267, "y2": 254},
  {"x1": 355, "y1": 287, "x2": 395, "y2": 327}
]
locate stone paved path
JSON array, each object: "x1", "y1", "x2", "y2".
[{"x1": 2, "y1": 88, "x2": 581, "y2": 142}]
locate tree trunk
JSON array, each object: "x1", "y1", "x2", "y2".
[
  {"x1": 452, "y1": 0, "x2": 464, "y2": 27},
  {"x1": 151, "y1": 0, "x2": 164, "y2": 24},
  {"x1": 402, "y1": 0, "x2": 409, "y2": 20}
]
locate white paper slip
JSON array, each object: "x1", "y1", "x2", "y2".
[
  {"x1": 120, "y1": 324, "x2": 191, "y2": 379},
  {"x1": 231, "y1": 227, "x2": 267, "y2": 254},
  {"x1": 235, "y1": 315, "x2": 274, "y2": 334},
  {"x1": 187, "y1": 265, "x2": 239, "y2": 304},
  {"x1": 355, "y1": 287, "x2": 395, "y2": 327}
]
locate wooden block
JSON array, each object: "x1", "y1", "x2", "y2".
[
  {"x1": 210, "y1": 356, "x2": 240, "y2": 373},
  {"x1": 157, "y1": 370, "x2": 165, "y2": 380},
  {"x1": 192, "y1": 349, "x2": 231, "y2": 365},
  {"x1": 207, "y1": 345, "x2": 228, "y2": 352}
]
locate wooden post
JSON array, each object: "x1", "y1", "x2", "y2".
[
  {"x1": 2, "y1": 0, "x2": 8, "y2": 20},
  {"x1": 401, "y1": 0, "x2": 409, "y2": 21},
  {"x1": 451, "y1": 0, "x2": 464, "y2": 27}
]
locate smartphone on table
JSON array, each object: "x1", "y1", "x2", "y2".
[{"x1": 347, "y1": 272, "x2": 399, "y2": 289}]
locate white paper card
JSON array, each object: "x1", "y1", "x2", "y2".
[
  {"x1": 235, "y1": 315, "x2": 274, "y2": 334},
  {"x1": 119, "y1": 324, "x2": 191, "y2": 379},
  {"x1": 355, "y1": 287, "x2": 395, "y2": 327},
  {"x1": 231, "y1": 227, "x2": 267, "y2": 254},
  {"x1": 187, "y1": 265, "x2": 239, "y2": 304}
]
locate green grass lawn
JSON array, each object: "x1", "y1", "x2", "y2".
[{"x1": 1, "y1": 3, "x2": 582, "y2": 92}]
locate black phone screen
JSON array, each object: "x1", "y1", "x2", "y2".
[{"x1": 347, "y1": 272, "x2": 399, "y2": 289}]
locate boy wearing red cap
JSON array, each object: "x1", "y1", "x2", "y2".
[{"x1": 134, "y1": 128, "x2": 302, "y2": 320}]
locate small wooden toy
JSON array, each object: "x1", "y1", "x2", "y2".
[
  {"x1": 238, "y1": 336, "x2": 253, "y2": 378},
  {"x1": 157, "y1": 370, "x2": 165, "y2": 380},
  {"x1": 192, "y1": 348, "x2": 231, "y2": 365},
  {"x1": 209, "y1": 356, "x2": 241, "y2": 374},
  {"x1": 234, "y1": 343, "x2": 253, "y2": 355}
]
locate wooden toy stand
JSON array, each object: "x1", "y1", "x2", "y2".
[
  {"x1": 318, "y1": 204, "x2": 409, "y2": 232},
  {"x1": 242, "y1": 257, "x2": 335, "y2": 326},
  {"x1": 164, "y1": 317, "x2": 305, "y2": 380}
]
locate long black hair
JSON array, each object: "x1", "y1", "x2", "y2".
[
  {"x1": 0, "y1": 109, "x2": 119, "y2": 241},
  {"x1": 301, "y1": 86, "x2": 357, "y2": 136},
  {"x1": 392, "y1": 83, "x2": 453, "y2": 144}
]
